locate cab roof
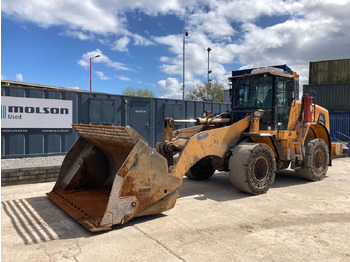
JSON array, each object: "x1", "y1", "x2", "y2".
[{"x1": 228, "y1": 70, "x2": 296, "y2": 81}]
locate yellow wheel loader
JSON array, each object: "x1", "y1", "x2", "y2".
[{"x1": 47, "y1": 67, "x2": 338, "y2": 232}]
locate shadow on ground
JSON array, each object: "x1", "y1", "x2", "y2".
[
  {"x1": 1, "y1": 169, "x2": 315, "y2": 244},
  {"x1": 1, "y1": 196, "x2": 164, "y2": 245},
  {"x1": 274, "y1": 169, "x2": 311, "y2": 188},
  {"x1": 179, "y1": 169, "x2": 312, "y2": 200}
]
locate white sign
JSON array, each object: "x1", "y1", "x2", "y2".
[{"x1": 1, "y1": 96, "x2": 72, "y2": 129}]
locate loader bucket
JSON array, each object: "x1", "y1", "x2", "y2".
[{"x1": 47, "y1": 124, "x2": 182, "y2": 232}]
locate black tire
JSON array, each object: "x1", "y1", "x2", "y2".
[
  {"x1": 295, "y1": 138, "x2": 329, "y2": 181},
  {"x1": 185, "y1": 158, "x2": 215, "y2": 180},
  {"x1": 229, "y1": 143, "x2": 276, "y2": 195}
]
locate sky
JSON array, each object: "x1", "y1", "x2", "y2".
[{"x1": 1, "y1": 0, "x2": 350, "y2": 99}]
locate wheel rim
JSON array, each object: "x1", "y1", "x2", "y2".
[
  {"x1": 252, "y1": 157, "x2": 269, "y2": 182},
  {"x1": 313, "y1": 148, "x2": 325, "y2": 172}
]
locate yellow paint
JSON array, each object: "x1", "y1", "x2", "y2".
[
  {"x1": 313, "y1": 105, "x2": 330, "y2": 130},
  {"x1": 170, "y1": 97, "x2": 332, "y2": 177},
  {"x1": 170, "y1": 116, "x2": 251, "y2": 179},
  {"x1": 331, "y1": 142, "x2": 342, "y2": 156},
  {"x1": 249, "y1": 117, "x2": 260, "y2": 133},
  {"x1": 287, "y1": 100, "x2": 302, "y2": 130}
]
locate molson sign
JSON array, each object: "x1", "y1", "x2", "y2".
[{"x1": 1, "y1": 96, "x2": 72, "y2": 132}]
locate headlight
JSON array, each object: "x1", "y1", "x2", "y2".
[
  {"x1": 202, "y1": 111, "x2": 211, "y2": 118},
  {"x1": 253, "y1": 109, "x2": 264, "y2": 118}
]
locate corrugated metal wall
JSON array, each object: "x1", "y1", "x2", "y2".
[
  {"x1": 303, "y1": 84, "x2": 350, "y2": 112},
  {"x1": 1, "y1": 84, "x2": 230, "y2": 158},
  {"x1": 309, "y1": 59, "x2": 350, "y2": 85}
]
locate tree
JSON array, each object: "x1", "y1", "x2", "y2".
[
  {"x1": 186, "y1": 81, "x2": 225, "y2": 102},
  {"x1": 122, "y1": 87, "x2": 155, "y2": 98}
]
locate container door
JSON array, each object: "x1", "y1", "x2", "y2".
[
  {"x1": 129, "y1": 100, "x2": 150, "y2": 142},
  {"x1": 89, "y1": 99, "x2": 115, "y2": 125}
]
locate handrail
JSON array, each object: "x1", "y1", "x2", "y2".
[
  {"x1": 332, "y1": 137, "x2": 347, "y2": 145},
  {"x1": 335, "y1": 131, "x2": 350, "y2": 141},
  {"x1": 332, "y1": 131, "x2": 350, "y2": 157}
]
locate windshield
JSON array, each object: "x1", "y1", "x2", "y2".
[{"x1": 233, "y1": 75, "x2": 273, "y2": 109}]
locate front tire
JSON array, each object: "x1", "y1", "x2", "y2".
[
  {"x1": 295, "y1": 138, "x2": 329, "y2": 181},
  {"x1": 229, "y1": 143, "x2": 276, "y2": 195}
]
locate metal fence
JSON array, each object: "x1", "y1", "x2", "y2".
[
  {"x1": 329, "y1": 112, "x2": 350, "y2": 140},
  {"x1": 1, "y1": 84, "x2": 231, "y2": 158}
]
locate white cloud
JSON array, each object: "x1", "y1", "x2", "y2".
[
  {"x1": 1, "y1": 75, "x2": 6, "y2": 80},
  {"x1": 64, "y1": 30, "x2": 93, "y2": 41},
  {"x1": 1, "y1": 0, "x2": 183, "y2": 41},
  {"x1": 227, "y1": 2, "x2": 350, "y2": 87},
  {"x1": 216, "y1": 0, "x2": 299, "y2": 23},
  {"x1": 111, "y1": 34, "x2": 154, "y2": 52},
  {"x1": 2, "y1": 0, "x2": 126, "y2": 35},
  {"x1": 155, "y1": 32, "x2": 230, "y2": 85},
  {"x1": 15, "y1": 73, "x2": 23, "y2": 82},
  {"x1": 154, "y1": 0, "x2": 350, "y2": 91},
  {"x1": 187, "y1": 10, "x2": 235, "y2": 38},
  {"x1": 77, "y1": 49, "x2": 132, "y2": 71},
  {"x1": 95, "y1": 71, "x2": 110, "y2": 80},
  {"x1": 68, "y1": 86, "x2": 80, "y2": 90},
  {"x1": 3, "y1": 0, "x2": 350, "y2": 94},
  {"x1": 154, "y1": 34, "x2": 183, "y2": 54},
  {"x1": 156, "y1": 78, "x2": 182, "y2": 99},
  {"x1": 117, "y1": 76, "x2": 132, "y2": 81},
  {"x1": 132, "y1": 34, "x2": 154, "y2": 46},
  {"x1": 112, "y1": 37, "x2": 130, "y2": 52}
]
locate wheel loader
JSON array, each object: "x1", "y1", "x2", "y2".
[{"x1": 47, "y1": 67, "x2": 337, "y2": 232}]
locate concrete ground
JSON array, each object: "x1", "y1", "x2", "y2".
[{"x1": 2, "y1": 158, "x2": 350, "y2": 262}]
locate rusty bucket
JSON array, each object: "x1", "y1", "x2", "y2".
[{"x1": 47, "y1": 124, "x2": 182, "y2": 232}]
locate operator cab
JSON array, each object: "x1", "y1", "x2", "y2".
[{"x1": 228, "y1": 67, "x2": 299, "y2": 131}]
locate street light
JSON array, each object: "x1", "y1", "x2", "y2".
[
  {"x1": 207, "y1": 47, "x2": 212, "y2": 100},
  {"x1": 90, "y1": 54, "x2": 100, "y2": 92},
  {"x1": 182, "y1": 29, "x2": 188, "y2": 100}
]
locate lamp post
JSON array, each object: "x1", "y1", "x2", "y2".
[
  {"x1": 207, "y1": 47, "x2": 212, "y2": 100},
  {"x1": 182, "y1": 29, "x2": 188, "y2": 100},
  {"x1": 90, "y1": 54, "x2": 100, "y2": 92}
]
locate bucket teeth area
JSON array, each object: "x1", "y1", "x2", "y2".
[
  {"x1": 73, "y1": 125, "x2": 133, "y2": 141},
  {"x1": 47, "y1": 190, "x2": 111, "y2": 231},
  {"x1": 72, "y1": 124, "x2": 145, "y2": 146}
]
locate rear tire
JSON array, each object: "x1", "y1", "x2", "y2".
[
  {"x1": 229, "y1": 143, "x2": 276, "y2": 195},
  {"x1": 295, "y1": 138, "x2": 329, "y2": 181},
  {"x1": 185, "y1": 158, "x2": 215, "y2": 180}
]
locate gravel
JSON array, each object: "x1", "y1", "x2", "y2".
[{"x1": 1, "y1": 155, "x2": 65, "y2": 170}]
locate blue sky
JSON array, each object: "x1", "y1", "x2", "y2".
[{"x1": 2, "y1": 0, "x2": 350, "y2": 99}]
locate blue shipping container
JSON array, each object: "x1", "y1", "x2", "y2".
[{"x1": 1, "y1": 83, "x2": 230, "y2": 158}]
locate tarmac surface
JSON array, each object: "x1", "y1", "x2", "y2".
[{"x1": 1, "y1": 158, "x2": 350, "y2": 262}]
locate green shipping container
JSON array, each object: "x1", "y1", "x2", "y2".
[{"x1": 309, "y1": 58, "x2": 350, "y2": 85}]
